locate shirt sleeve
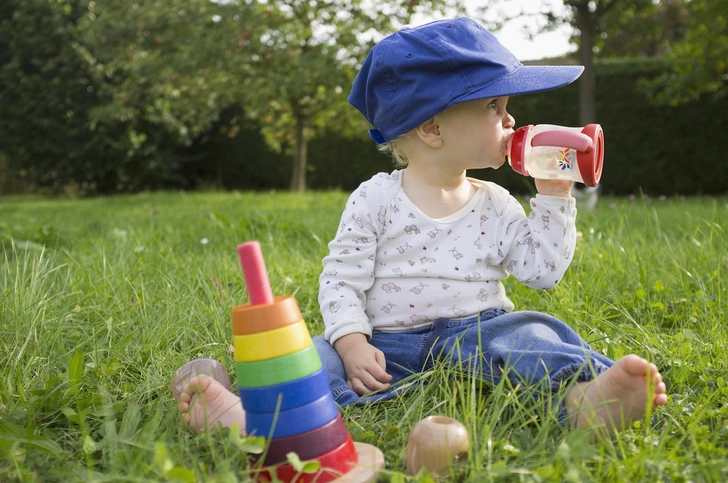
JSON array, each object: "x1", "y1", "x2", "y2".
[
  {"x1": 491, "y1": 193, "x2": 577, "y2": 289},
  {"x1": 318, "y1": 180, "x2": 387, "y2": 345}
]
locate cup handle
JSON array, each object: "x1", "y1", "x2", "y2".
[{"x1": 530, "y1": 131, "x2": 593, "y2": 153}]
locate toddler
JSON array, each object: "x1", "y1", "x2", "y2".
[{"x1": 177, "y1": 17, "x2": 666, "y2": 438}]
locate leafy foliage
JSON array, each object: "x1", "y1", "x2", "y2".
[
  {"x1": 0, "y1": 0, "x2": 464, "y2": 193},
  {"x1": 73, "y1": 0, "x2": 257, "y2": 191},
  {"x1": 0, "y1": 0, "x2": 118, "y2": 191},
  {"x1": 0, "y1": 0, "x2": 243, "y2": 192},
  {"x1": 598, "y1": 0, "x2": 690, "y2": 57},
  {"x1": 643, "y1": 0, "x2": 728, "y2": 104}
]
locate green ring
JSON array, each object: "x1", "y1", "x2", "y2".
[{"x1": 236, "y1": 345, "x2": 322, "y2": 388}]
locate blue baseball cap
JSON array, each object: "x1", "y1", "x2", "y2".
[{"x1": 349, "y1": 17, "x2": 584, "y2": 144}]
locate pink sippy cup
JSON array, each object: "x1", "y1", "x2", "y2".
[{"x1": 507, "y1": 124, "x2": 604, "y2": 187}]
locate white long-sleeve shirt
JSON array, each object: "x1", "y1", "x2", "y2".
[{"x1": 319, "y1": 170, "x2": 577, "y2": 345}]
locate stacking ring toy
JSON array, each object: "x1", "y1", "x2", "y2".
[
  {"x1": 236, "y1": 345, "x2": 322, "y2": 388},
  {"x1": 246, "y1": 393, "x2": 339, "y2": 439},
  {"x1": 234, "y1": 241, "x2": 385, "y2": 483},
  {"x1": 238, "y1": 368, "x2": 329, "y2": 413}
]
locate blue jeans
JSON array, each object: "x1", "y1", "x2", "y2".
[{"x1": 312, "y1": 309, "x2": 614, "y2": 422}]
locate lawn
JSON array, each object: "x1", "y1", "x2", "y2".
[{"x1": 1, "y1": 190, "x2": 727, "y2": 482}]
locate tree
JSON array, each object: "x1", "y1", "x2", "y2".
[
  {"x1": 598, "y1": 0, "x2": 690, "y2": 58},
  {"x1": 472, "y1": 0, "x2": 657, "y2": 124},
  {"x1": 644, "y1": 0, "x2": 728, "y2": 104},
  {"x1": 73, "y1": 0, "x2": 254, "y2": 191},
  {"x1": 0, "y1": 0, "x2": 257, "y2": 192},
  {"x1": 222, "y1": 0, "x2": 463, "y2": 192},
  {"x1": 0, "y1": 0, "x2": 116, "y2": 192},
  {"x1": 550, "y1": 0, "x2": 662, "y2": 124}
]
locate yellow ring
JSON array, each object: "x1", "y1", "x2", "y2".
[{"x1": 234, "y1": 320, "x2": 312, "y2": 362}]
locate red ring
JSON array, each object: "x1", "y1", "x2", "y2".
[
  {"x1": 255, "y1": 436, "x2": 358, "y2": 483},
  {"x1": 576, "y1": 124, "x2": 604, "y2": 187}
]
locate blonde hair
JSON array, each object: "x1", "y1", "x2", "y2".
[{"x1": 376, "y1": 131, "x2": 414, "y2": 167}]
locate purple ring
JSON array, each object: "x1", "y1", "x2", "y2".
[{"x1": 253, "y1": 413, "x2": 349, "y2": 466}]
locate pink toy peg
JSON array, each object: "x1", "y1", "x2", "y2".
[{"x1": 237, "y1": 241, "x2": 274, "y2": 306}]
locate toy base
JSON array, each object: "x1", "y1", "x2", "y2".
[
  {"x1": 334, "y1": 442, "x2": 384, "y2": 483},
  {"x1": 255, "y1": 441, "x2": 384, "y2": 483}
]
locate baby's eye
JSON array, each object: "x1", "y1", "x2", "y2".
[{"x1": 488, "y1": 100, "x2": 498, "y2": 109}]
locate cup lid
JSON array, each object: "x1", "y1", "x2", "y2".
[
  {"x1": 508, "y1": 125, "x2": 532, "y2": 176},
  {"x1": 576, "y1": 124, "x2": 604, "y2": 187}
]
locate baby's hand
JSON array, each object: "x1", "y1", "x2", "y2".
[
  {"x1": 534, "y1": 178, "x2": 573, "y2": 199},
  {"x1": 334, "y1": 333, "x2": 392, "y2": 395}
]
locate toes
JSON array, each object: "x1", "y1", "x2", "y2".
[
  {"x1": 193, "y1": 375, "x2": 213, "y2": 392},
  {"x1": 645, "y1": 364, "x2": 666, "y2": 393},
  {"x1": 181, "y1": 376, "x2": 211, "y2": 397},
  {"x1": 647, "y1": 363, "x2": 659, "y2": 379},
  {"x1": 620, "y1": 354, "x2": 649, "y2": 376}
]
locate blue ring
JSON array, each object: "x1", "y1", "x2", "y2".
[
  {"x1": 238, "y1": 368, "x2": 329, "y2": 413},
  {"x1": 245, "y1": 393, "x2": 339, "y2": 439}
]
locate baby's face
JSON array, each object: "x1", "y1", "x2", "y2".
[{"x1": 435, "y1": 97, "x2": 515, "y2": 171}]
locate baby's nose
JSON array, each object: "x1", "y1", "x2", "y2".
[{"x1": 503, "y1": 113, "x2": 515, "y2": 129}]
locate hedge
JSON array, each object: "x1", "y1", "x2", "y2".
[{"x1": 192, "y1": 58, "x2": 726, "y2": 196}]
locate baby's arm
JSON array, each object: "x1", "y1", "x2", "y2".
[
  {"x1": 319, "y1": 176, "x2": 394, "y2": 394},
  {"x1": 319, "y1": 189, "x2": 380, "y2": 343},
  {"x1": 493, "y1": 186, "x2": 577, "y2": 289},
  {"x1": 334, "y1": 333, "x2": 392, "y2": 395}
]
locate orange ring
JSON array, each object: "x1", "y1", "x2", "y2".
[
  {"x1": 234, "y1": 320, "x2": 312, "y2": 362},
  {"x1": 232, "y1": 295, "x2": 302, "y2": 335}
]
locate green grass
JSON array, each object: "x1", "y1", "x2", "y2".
[{"x1": 1, "y1": 191, "x2": 727, "y2": 482}]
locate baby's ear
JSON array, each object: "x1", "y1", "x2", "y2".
[{"x1": 415, "y1": 118, "x2": 443, "y2": 148}]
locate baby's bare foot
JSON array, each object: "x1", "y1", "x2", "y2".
[
  {"x1": 567, "y1": 354, "x2": 668, "y2": 436},
  {"x1": 176, "y1": 375, "x2": 246, "y2": 435}
]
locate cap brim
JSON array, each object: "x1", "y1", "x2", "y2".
[{"x1": 459, "y1": 65, "x2": 584, "y2": 102}]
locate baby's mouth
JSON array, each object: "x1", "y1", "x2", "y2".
[{"x1": 503, "y1": 135, "x2": 514, "y2": 155}]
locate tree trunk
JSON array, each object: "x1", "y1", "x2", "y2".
[
  {"x1": 290, "y1": 116, "x2": 309, "y2": 192},
  {"x1": 576, "y1": 4, "x2": 597, "y2": 125}
]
